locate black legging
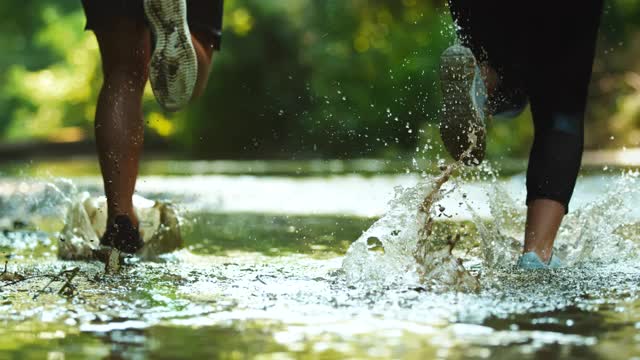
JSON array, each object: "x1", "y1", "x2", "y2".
[{"x1": 449, "y1": 0, "x2": 604, "y2": 212}]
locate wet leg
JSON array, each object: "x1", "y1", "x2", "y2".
[
  {"x1": 524, "y1": 200, "x2": 565, "y2": 262},
  {"x1": 93, "y1": 18, "x2": 151, "y2": 230},
  {"x1": 190, "y1": 30, "x2": 216, "y2": 99},
  {"x1": 523, "y1": 1, "x2": 603, "y2": 262}
]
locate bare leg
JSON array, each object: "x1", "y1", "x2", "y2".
[
  {"x1": 190, "y1": 30, "x2": 216, "y2": 99},
  {"x1": 93, "y1": 18, "x2": 151, "y2": 229},
  {"x1": 523, "y1": 199, "x2": 565, "y2": 262}
]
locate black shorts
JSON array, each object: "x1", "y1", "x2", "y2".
[{"x1": 81, "y1": 0, "x2": 224, "y2": 50}]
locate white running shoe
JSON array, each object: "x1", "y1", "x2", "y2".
[{"x1": 144, "y1": 0, "x2": 198, "y2": 112}]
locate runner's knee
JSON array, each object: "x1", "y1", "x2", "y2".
[{"x1": 93, "y1": 20, "x2": 150, "y2": 87}]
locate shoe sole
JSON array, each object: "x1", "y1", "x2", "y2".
[
  {"x1": 439, "y1": 45, "x2": 486, "y2": 165},
  {"x1": 144, "y1": 0, "x2": 197, "y2": 112}
]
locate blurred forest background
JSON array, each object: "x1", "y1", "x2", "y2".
[{"x1": 1, "y1": 0, "x2": 639, "y2": 161}]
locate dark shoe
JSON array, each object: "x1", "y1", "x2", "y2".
[
  {"x1": 439, "y1": 45, "x2": 487, "y2": 165},
  {"x1": 100, "y1": 215, "x2": 144, "y2": 254}
]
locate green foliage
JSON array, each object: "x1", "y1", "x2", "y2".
[
  {"x1": 181, "y1": 0, "x2": 455, "y2": 159},
  {"x1": 0, "y1": 1, "x2": 100, "y2": 142},
  {"x1": 1, "y1": 0, "x2": 640, "y2": 160}
]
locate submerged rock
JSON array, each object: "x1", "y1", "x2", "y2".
[{"x1": 59, "y1": 193, "x2": 182, "y2": 260}]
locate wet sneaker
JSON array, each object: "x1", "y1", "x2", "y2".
[
  {"x1": 144, "y1": 0, "x2": 198, "y2": 112},
  {"x1": 516, "y1": 252, "x2": 564, "y2": 269},
  {"x1": 547, "y1": 254, "x2": 563, "y2": 269},
  {"x1": 100, "y1": 215, "x2": 144, "y2": 254},
  {"x1": 439, "y1": 44, "x2": 487, "y2": 165}
]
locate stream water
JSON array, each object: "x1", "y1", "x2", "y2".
[{"x1": 1, "y1": 160, "x2": 639, "y2": 359}]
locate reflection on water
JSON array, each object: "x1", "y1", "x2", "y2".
[{"x1": 1, "y1": 161, "x2": 640, "y2": 358}]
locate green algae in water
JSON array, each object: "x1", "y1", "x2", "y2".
[{"x1": 184, "y1": 213, "x2": 376, "y2": 257}]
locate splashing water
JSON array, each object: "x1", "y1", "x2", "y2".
[
  {"x1": 3, "y1": 163, "x2": 640, "y2": 357},
  {"x1": 341, "y1": 161, "x2": 480, "y2": 291},
  {"x1": 59, "y1": 193, "x2": 183, "y2": 261},
  {"x1": 557, "y1": 171, "x2": 640, "y2": 264},
  {"x1": 342, "y1": 162, "x2": 640, "y2": 292},
  {"x1": 0, "y1": 177, "x2": 184, "y2": 262},
  {"x1": 342, "y1": 134, "x2": 486, "y2": 291},
  {"x1": 0, "y1": 178, "x2": 75, "y2": 232},
  {"x1": 469, "y1": 170, "x2": 640, "y2": 268},
  {"x1": 340, "y1": 177, "x2": 429, "y2": 287}
]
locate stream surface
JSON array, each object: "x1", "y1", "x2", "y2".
[{"x1": 1, "y1": 160, "x2": 639, "y2": 359}]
